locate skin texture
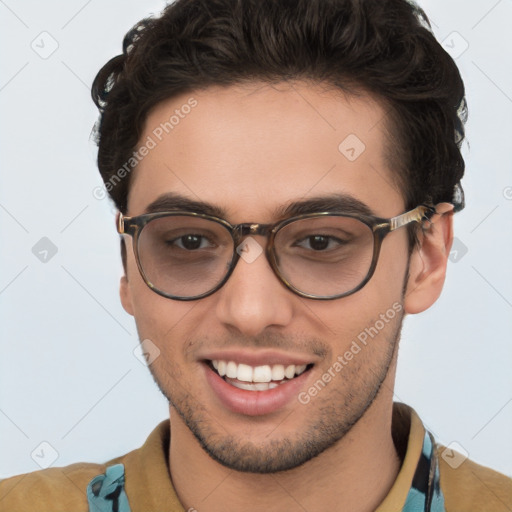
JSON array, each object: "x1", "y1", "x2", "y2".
[{"x1": 119, "y1": 81, "x2": 453, "y2": 512}]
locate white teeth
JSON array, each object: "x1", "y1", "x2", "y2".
[
  {"x1": 237, "y1": 363, "x2": 254, "y2": 382},
  {"x1": 295, "y1": 364, "x2": 307, "y2": 376},
  {"x1": 271, "y1": 364, "x2": 285, "y2": 381},
  {"x1": 253, "y1": 365, "x2": 272, "y2": 383},
  {"x1": 226, "y1": 361, "x2": 238, "y2": 378},
  {"x1": 231, "y1": 381, "x2": 280, "y2": 391},
  {"x1": 284, "y1": 365, "x2": 296, "y2": 379},
  {"x1": 211, "y1": 360, "x2": 310, "y2": 385},
  {"x1": 230, "y1": 381, "x2": 255, "y2": 391}
]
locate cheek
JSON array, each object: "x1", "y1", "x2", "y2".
[
  {"x1": 306, "y1": 236, "x2": 409, "y2": 346},
  {"x1": 131, "y1": 291, "x2": 193, "y2": 345},
  {"x1": 124, "y1": 252, "x2": 197, "y2": 354},
  {"x1": 374, "y1": 233, "x2": 410, "y2": 296}
]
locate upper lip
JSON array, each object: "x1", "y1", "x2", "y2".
[{"x1": 199, "y1": 349, "x2": 317, "y2": 367}]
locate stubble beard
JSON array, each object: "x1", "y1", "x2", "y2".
[{"x1": 146, "y1": 309, "x2": 404, "y2": 474}]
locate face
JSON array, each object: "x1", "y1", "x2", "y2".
[{"x1": 121, "y1": 82, "x2": 414, "y2": 473}]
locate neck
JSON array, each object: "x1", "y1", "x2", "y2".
[{"x1": 168, "y1": 391, "x2": 401, "y2": 512}]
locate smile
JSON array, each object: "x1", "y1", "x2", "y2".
[{"x1": 210, "y1": 360, "x2": 310, "y2": 391}]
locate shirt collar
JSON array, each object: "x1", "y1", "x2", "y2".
[{"x1": 89, "y1": 403, "x2": 444, "y2": 512}]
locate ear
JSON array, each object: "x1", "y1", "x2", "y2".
[
  {"x1": 120, "y1": 274, "x2": 134, "y2": 316},
  {"x1": 116, "y1": 212, "x2": 134, "y2": 316},
  {"x1": 404, "y1": 204, "x2": 454, "y2": 314}
]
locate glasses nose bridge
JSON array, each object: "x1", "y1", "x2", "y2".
[
  {"x1": 229, "y1": 222, "x2": 283, "y2": 293},
  {"x1": 233, "y1": 222, "x2": 274, "y2": 242}
]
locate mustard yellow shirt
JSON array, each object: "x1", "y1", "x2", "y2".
[{"x1": 1, "y1": 404, "x2": 510, "y2": 511}]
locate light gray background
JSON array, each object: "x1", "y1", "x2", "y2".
[{"x1": 1, "y1": 0, "x2": 511, "y2": 479}]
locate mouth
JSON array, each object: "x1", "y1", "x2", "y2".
[
  {"x1": 201, "y1": 355, "x2": 315, "y2": 416},
  {"x1": 208, "y1": 359, "x2": 313, "y2": 391}
]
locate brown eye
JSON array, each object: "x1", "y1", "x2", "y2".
[
  {"x1": 295, "y1": 235, "x2": 345, "y2": 251},
  {"x1": 174, "y1": 234, "x2": 208, "y2": 250}
]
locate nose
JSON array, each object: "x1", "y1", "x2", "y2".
[{"x1": 214, "y1": 237, "x2": 294, "y2": 337}]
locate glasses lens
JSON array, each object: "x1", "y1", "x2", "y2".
[
  {"x1": 274, "y1": 216, "x2": 374, "y2": 297},
  {"x1": 137, "y1": 216, "x2": 234, "y2": 298}
]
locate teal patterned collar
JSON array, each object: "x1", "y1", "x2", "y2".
[{"x1": 402, "y1": 430, "x2": 446, "y2": 512}]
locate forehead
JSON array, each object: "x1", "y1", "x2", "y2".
[{"x1": 127, "y1": 81, "x2": 403, "y2": 220}]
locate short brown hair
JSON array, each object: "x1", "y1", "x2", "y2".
[{"x1": 92, "y1": 0, "x2": 466, "y2": 217}]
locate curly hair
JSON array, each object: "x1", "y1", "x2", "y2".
[{"x1": 92, "y1": 0, "x2": 466, "y2": 220}]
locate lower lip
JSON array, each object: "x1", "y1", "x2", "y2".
[{"x1": 203, "y1": 363, "x2": 312, "y2": 416}]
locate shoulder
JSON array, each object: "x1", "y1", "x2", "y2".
[
  {"x1": 0, "y1": 422, "x2": 170, "y2": 512},
  {"x1": 0, "y1": 460, "x2": 112, "y2": 512},
  {"x1": 438, "y1": 446, "x2": 512, "y2": 512}
]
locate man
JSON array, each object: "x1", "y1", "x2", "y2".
[{"x1": 1, "y1": 0, "x2": 511, "y2": 510}]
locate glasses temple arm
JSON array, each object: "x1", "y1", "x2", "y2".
[
  {"x1": 390, "y1": 203, "x2": 455, "y2": 232},
  {"x1": 116, "y1": 212, "x2": 126, "y2": 234}
]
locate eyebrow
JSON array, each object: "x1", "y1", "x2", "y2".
[
  {"x1": 277, "y1": 194, "x2": 375, "y2": 218},
  {"x1": 143, "y1": 192, "x2": 375, "y2": 219},
  {"x1": 145, "y1": 193, "x2": 226, "y2": 217}
]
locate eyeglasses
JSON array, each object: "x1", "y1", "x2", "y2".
[{"x1": 117, "y1": 205, "x2": 436, "y2": 301}]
